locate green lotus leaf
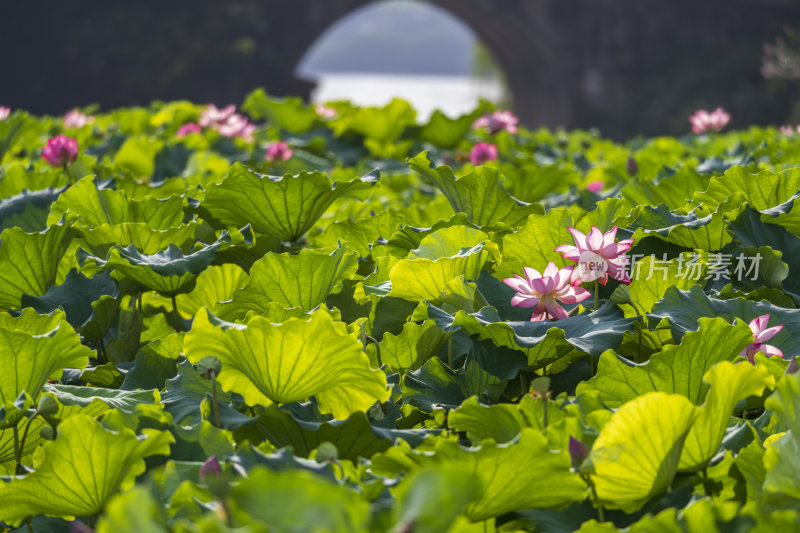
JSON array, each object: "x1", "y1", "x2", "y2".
[
  {"x1": 121, "y1": 333, "x2": 183, "y2": 391},
  {"x1": 0, "y1": 414, "x2": 173, "y2": 526},
  {"x1": 408, "y1": 151, "x2": 543, "y2": 229},
  {"x1": 387, "y1": 226, "x2": 498, "y2": 301},
  {"x1": 427, "y1": 303, "x2": 635, "y2": 369},
  {"x1": 0, "y1": 223, "x2": 75, "y2": 310},
  {"x1": 87, "y1": 235, "x2": 228, "y2": 296},
  {"x1": 762, "y1": 371, "x2": 800, "y2": 508},
  {"x1": 233, "y1": 405, "x2": 431, "y2": 462},
  {"x1": 584, "y1": 392, "x2": 700, "y2": 513},
  {"x1": 42, "y1": 383, "x2": 160, "y2": 415},
  {"x1": 21, "y1": 269, "x2": 118, "y2": 329},
  {"x1": 0, "y1": 308, "x2": 91, "y2": 406},
  {"x1": 152, "y1": 262, "x2": 248, "y2": 319},
  {"x1": 694, "y1": 166, "x2": 800, "y2": 214},
  {"x1": 622, "y1": 167, "x2": 709, "y2": 210},
  {"x1": 628, "y1": 205, "x2": 732, "y2": 251},
  {"x1": 201, "y1": 163, "x2": 377, "y2": 241},
  {"x1": 242, "y1": 89, "x2": 317, "y2": 133},
  {"x1": 393, "y1": 467, "x2": 483, "y2": 533},
  {"x1": 372, "y1": 428, "x2": 586, "y2": 521},
  {"x1": 48, "y1": 176, "x2": 183, "y2": 229},
  {"x1": 230, "y1": 466, "x2": 371, "y2": 532},
  {"x1": 96, "y1": 486, "x2": 167, "y2": 533},
  {"x1": 577, "y1": 317, "x2": 754, "y2": 406},
  {"x1": 625, "y1": 253, "x2": 704, "y2": 316},
  {"x1": 184, "y1": 308, "x2": 389, "y2": 419},
  {"x1": 679, "y1": 361, "x2": 774, "y2": 471},
  {"x1": 0, "y1": 186, "x2": 66, "y2": 232},
  {"x1": 652, "y1": 285, "x2": 800, "y2": 356},
  {"x1": 495, "y1": 207, "x2": 576, "y2": 278},
  {"x1": 366, "y1": 319, "x2": 447, "y2": 372},
  {"x1": 418, "y1": 108, "x2": 484, "y2": 148},
  {"x1": 81, "y1": 222, "x2": 197, "y2": 255},
  {"x1": 219, "y1": 245, "x2": 358, "y2": 319},
  {"x1": 310, "y1": 211, "x2": 401, "y2": 257}
]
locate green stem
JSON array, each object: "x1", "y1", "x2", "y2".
[
  {"x1": 12, "y1": 423, "x2": 20, "y2": 473},
  {"x1": 16, "y1": 412, "x2": 39, "y2": 474},
  {"x1": 26, "y1": 519, "x2": 32, "y2": 533},
  {"x1": 210, "y1": 370, "x2": 221, "y2": 430},
  {"x1": 98, "y1": 338, "x2": 107, "y2": 365},
  {"x1": 365, "y1": 335, "x2": 381, "y2": 367},
  {"x1": 593, "y1": 280, "x2": 599, "y2": 311},
  {"x1": 63, "y1": 163, "x2": 74, "y2": 185},
  {"x1": 171, "y1": 295, "x2": 178, "y2": 316},
  {"x1": 542, "y1": 395, "x2": 548, "y2": 428},
  {"x1": 519, "y1": 371, "x2": 527, "y2": 396}
]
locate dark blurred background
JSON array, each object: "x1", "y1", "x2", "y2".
[{"x1": 2, "y1": 0, "x2": 799, "y2": 137}]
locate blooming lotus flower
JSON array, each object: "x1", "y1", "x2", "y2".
[
  {"x1": 586, "y1": 180, "x2": 604, "y2": 193},
  {"x1": 502, "y1": 262, "x2": 592, "y2": 321},
  {"x1": 689, "y1": 107, "x2": 730, "y2": 134},
  {"x1": 315, "y1": 103, "x2": 336, "y2": 119},
  {"x1": 41, "y1": 135, "x2": 79, "y2": 167},
  {"x1": 176, "y1": 122, "x2": 202, "y2": 137},
  {"x1": 555, "y1": 226, "x2": 634, "y2": 285},
  {"x1": 63, "y1": 109, "x2": 93, "y2": 128},
  {"x1": 265, "y1": 141, "x2": 293, "y2": 162},
  {"x1": 469, "y1": 142, "x2": 498, "y2": 165},
  {"x1": 740, "y1": 314, "x2": 783, "y2": 365},
  {"x1": 0, "y1": 107, "x2": 9, "y2": 120},
  {"x1": 199, "y1": 104, "x2": 236, "y2": 127},
  {"x1": 217, "y1": 114, "x2": 255, "y2": 142},
  {"x1": 779, "y1": 125, "x2": 800, "y2": 136},
  {"x1": 472, "y1": 110, "x2": 519, "y2": 134}
]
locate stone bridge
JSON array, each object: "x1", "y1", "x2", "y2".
[{"x1": 1, "y1": 0, "x2": 797, "y2": 136}]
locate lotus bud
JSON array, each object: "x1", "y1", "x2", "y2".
[
  {"x1": 39, "y1": 425, "x2": 56, "y2": 440},
  {"x1": 626, "y1": 156, "x2": 638, "y2": 176},
  {"x1": 42, "y1": 135, "x2": 79, "y2": 167},
  {"x1": 199, "y1": 455, "x2": 222, "y2": 480},
  {"x1": 568, "y1": 436, "x2": 590, "y2": 469},
  {"x1": 786, "y1": 356, "x2": 799, "y2": 375},
  {"x1": 609, "y1": 285, "x2": 632, "y2": 305}
]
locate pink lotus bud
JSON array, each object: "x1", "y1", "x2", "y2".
[
  {"x1": 63, "y1": 109, "x2": 94, "y2": 129},
  {"x1": 740, "y1": 314, "x2": 783, "y2": 365},
  {"x1": 472, "y1": 110, "x2": 519, "y2": 134},
  {"x1": 200, "y1": 455, "x2": 222, "y2": 480},
  {"x1": 176, "y1": 123, "x2": 202, "y2": 138},
  {"x1": 586, "y1": 180, "x2": 604, "y2": 193},
  {"x1": 42, "y1": 135, "x2": 79, "y2": 167},
  {"x1": 0, "y1": 107, "x2": 9, "y2": 121},
  {"x1": 265, "y1": 141, "x2": 294, "y2": 162},
  {"x1": 69, "y1": 521, "x2": 94, "y2": 533},
  {"x1": 469, "y1": 142, "x2": 498, "y2": 165},
  {"x1": 568, "y1": 436, "x2": 590, "y2": 468},
  {"x1": 315, "y1": 104, "x2": 337, "y2": 120},
  {"x1": 786, "y1": 356, "x2": 799, "y2": 375},
  {"x1": 626, "y1": 156, "x2": 638, "y2": 176}
]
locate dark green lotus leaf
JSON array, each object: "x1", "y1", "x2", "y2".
[
  {"x1": 161, "y1": 361, "x2": 249, "y2": 429},
  {"x1": 20, "y1": 269, "x2": 118, "y2": 329},
  {"x1": 0, "y1": 186, "x2": 66, "y2": 232},
  {"x1": 201, "y1": 163, "x2": 378, "y2": 241},
  {"x1": 651, "y1": 285, "x2": 800, "y2": 355},
  {"x1": 730, "y1": 206, "x2": 800, "y2": 300},
  {"x1": 623, "y1": 204, "x2": 732, "y2": 251},
  {"x1": 427, "y1": 302, "x2": 636, "y2": 367},
  {"x1": 85, "y1": 234, "x2": 228, "y2": 296},
  {"x1": 408, "y1": 151, "x2": 543, "y2": 230},
  {"x1": 233, "y1": 405, "x2": 432, "y2": 462},
  {"x1": 0, "y1": 223, "x2": 75, "y2": 310},
  {"x1": 621, "y1": 167, "x2": 709, "y2": 210},
  {"x1": 121, "y1": 333, "x2": 183, "y2": 391}
]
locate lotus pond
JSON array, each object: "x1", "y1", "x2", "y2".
[{"x1": 0, "y1": 92, "x2": 799, "y2": 532}]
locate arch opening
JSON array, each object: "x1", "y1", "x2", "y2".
[{"x1": 295, "y1": 0, "x2": 509, "y2": 119}]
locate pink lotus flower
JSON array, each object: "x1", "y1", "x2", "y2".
[
  {"x1": 555, "y1": 226, "x2": 634, "y2": 286},
  {"x1": 586, "y1": 180, "x2": 604, "y2": 193},
  {"x1": 779, "y1": 125, "x2": 800, "y2": 136},
  {"x1": 199, "y1": 104, "x2": 236, "y2": 127},
  {"x1": 217, "y1": 114, "x2": 255, "y2": 142},
  {"x1": 469, "y1": 142, "x2": 498, "y2": 165},
  {"x1": 502, "y1": 262, "x2": 592, "y2": 321},
  {"x1": 473, "y1": 110, "x2": 519, "y2": 134},
  {"x1": 176, "y1": 123, "x2": 202, "y2": 138},
  {"x1": 740, "y1": 314, "x2": 783, "y2": 365},
  {"x1": 689, "y1": 107, "x2": 730, "y2": 134},
  {"x1": 41, "y1": 135, "x2": 79, "y2": 167},
  {"x1": 0, "y1": 107, "x2": 9, "y2": 121},
  {"x1": 63, "y1": 109, "x2": 93, "y2": 129},
  {"x1": 315, "y1": 104, "x2": 336, "y2": 119},
  {"x1": 265, "y1": 141, "x2": 293, "y2": 162}
]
